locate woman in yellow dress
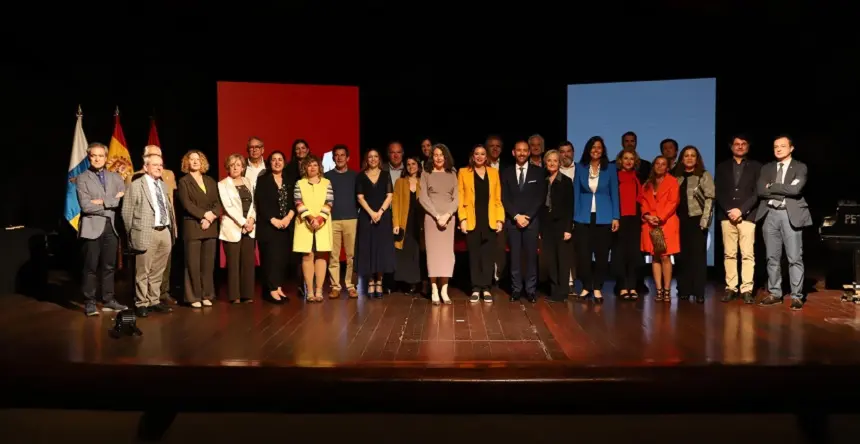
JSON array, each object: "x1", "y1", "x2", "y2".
[{"x1": 293, "y1": 155, "x2": 334, "y2": 302}]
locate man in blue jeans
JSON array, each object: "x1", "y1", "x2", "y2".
[{"x1": 755, "y1": 134, "x2": 811, "y2": 310}]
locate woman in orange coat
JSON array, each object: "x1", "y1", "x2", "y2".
[{"x1": 638, "y1": 156, "x2": 680, "y2": 302}]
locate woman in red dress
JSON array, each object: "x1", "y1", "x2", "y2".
[{"x1": 638, "y1": 156, "x2": 680, "y2": 302}]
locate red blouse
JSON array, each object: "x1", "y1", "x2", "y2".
[{"x1": 617, "y1": 169, "x2": 641, "y2": 216}]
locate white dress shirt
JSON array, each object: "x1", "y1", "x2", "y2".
[
  {"x1": 559, "y1": 165, "x2": 575, "y2": 180},
  {"x1": 145, "y1": 174, "x2": 170, "y2": 227},
  {"x1": 768, "y1": 158, "x2": 792, "y2": 208},
  {"x1": 244, "y1": 160, "x2": 266, "y2": 189}
]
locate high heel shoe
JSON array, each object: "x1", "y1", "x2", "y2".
[{"x1": 441, "y1": 285, "x2": 452, "y2": 305}]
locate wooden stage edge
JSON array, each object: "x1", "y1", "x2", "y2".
[{"x1": 2, "y1": 275, "x2": 860, "y2": 414}]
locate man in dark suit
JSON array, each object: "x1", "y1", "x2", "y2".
[
  {"x1": 715, "y1": 134, "x2": 761, "y2": 304},
  {"x1": 501, "y1": 141, "x2": 547, "y2": 303},
  {"x1": 755, "y1": 134, "x2": 812, "y2": 310},
  {"x1": 76, "y1": 142, "x2": 130, "y2": 316}
]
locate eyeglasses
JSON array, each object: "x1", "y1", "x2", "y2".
[{"x1": 249, "y1": 145, "x2": 263, "y2": 150}]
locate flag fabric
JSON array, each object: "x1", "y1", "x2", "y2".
[
  {"x1": 64, "y1": 107, "x2": 90, "y2": 231},
  {"x1": 106, "y1": 108, "x2": 134, "y2": 183},
  {"x1": 148, "y1": 117, "x2": 160, "y2": 147}
]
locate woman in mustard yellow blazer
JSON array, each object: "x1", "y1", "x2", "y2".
[
  {"x1": 458, "y1": 144, "x2": 505, "y2": 303},
  {"x1": 392, "y1": 157, "x2": 423, "y2": 295},
  {"x1": 293, "y1": 155, "x2": 334, "y2": 302}
]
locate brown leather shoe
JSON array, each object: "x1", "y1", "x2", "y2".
[
  {"x1": 330, "y1": 289, "x2": 341, "y2": 299},
  {"x1": 347, "y1": 288, "x2": 358, "y2": 298},
  {"x1": 758, "y1": 294, "x2": 783, "y2": 306}
]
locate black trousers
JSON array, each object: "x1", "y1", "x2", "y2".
[
  {"x1": 494, "y1": 228, "x2": 508, "y2": 284},
  {"x1": 506, "y1": 219, "x2": 540, "y2": 294},
  {"x1": 614, "y1": 215, "x2": 642, "y2": 290},
  {"x1": 466, "y1": 226, "x2": 496, "y2": 289},
  {"x1": 184, "y1": 237, "x2": 217, "y2": 302},
  {"x1": 259, "y1": 231, "x2": 293, "y2": 293},
  {"x1": 677, "y1": 215, "x2": 707, "y2": 298},
  {"x1": 575, "y1": 213, "x2": 612, "y2": 292},
  {"x1": 81, "y1": 225, "x2": 118, "y2": 303},
  {"x1": 541, "y1": 220, "x2": 572, "y2": 300},
  {"x1": 224, "y1": 234, "x2": 256, "y2": 301}
]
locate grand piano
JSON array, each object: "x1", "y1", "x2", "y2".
[{"x1": 820, "y1": 200, "x2": 860, "y2": 303}]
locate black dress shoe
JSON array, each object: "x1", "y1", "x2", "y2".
[
  {"x1": 525, "y1": 293, "x2": 537, "y2": 303},
  {"x1": 721, "y1": 289, "x2": 738, "y2": 303},
  {"x1": 510, "y1": 291, "x2": 522, "y2": 302},
  {"x1": 758, "y1": 294, "x2": 783, "y2": 306},
  {"x1": 695, "y1": 295, "x2": 705, "y2": 304},
  {"x1": 741, "y1": 291, "x2": 755, "y2": 304},
  {"x1": 135, "y1": 306, "x2": 149, "y2": 317},
  {"x1": 150, "y1": 303, "x2": 173, "y2": 313}
]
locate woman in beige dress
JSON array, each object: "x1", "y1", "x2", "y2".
[{"x1": 418, "y1": 143, "x2": 459, "y2": 305}]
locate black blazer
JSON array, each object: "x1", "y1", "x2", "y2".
[
  {"x1": 254, "y1": 170, "x2": 297, "y2": 242},
  {"x1": 177, "y1": 174, "x2": 221, "y2": 240},
  {"x1": 501, "y1": 163, "x2": 547, "y2": 223},
  {"x1": 715, "y1": 157, "x2": 761, "y2": 222},
  {"x1": 541, "y1": 173, "x2": 574, "y2": 234}
]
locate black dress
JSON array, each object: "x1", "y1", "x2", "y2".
[
  {"x1": 356, "y1": 171, "x2": 396, "y2": 276},
  {"x1": 395, "y1": 190, "x2": 422, "y2": 284},
  {"x1": 254, "y1": 171, "x2": 296, "y2": 294}
]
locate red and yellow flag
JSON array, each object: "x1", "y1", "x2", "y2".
[
  {"x1": 148, "y1": 116, "x2": 161, "y2": 147},
  {"x1": 106, "y1": 106, "x2": 134, "y2": 183}
]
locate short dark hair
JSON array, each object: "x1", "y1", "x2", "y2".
[
  {"x1": 485, "y1": 134, "x2": 503, "y2": 146},
  {"x1": 774, "y1": 133, "x2": 794, "y2": 146},
  {"x1": 559, "y1": 140, "x2": 573, "y2": 149},
  {"x1": 659, "y1": 138, "x2": 678, "y2": 153},
  {"x1": 730, "y1": 133, "x2": 750, "y2": 146},
  {"x1": 332, "y1": 144, "x2": 349, "y2": 157},
  {"x1": 622, "y1": 131, "x2": 637, "y2": 142}
]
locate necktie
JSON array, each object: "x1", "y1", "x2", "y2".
[
  {"x1": 155, "y1": 180, "x2": 168, "y2": 225},
  {"x1": 776, "y1": 162, "x2": 784, "y2": 184},
  {"x1": 97, "y1": 170, "x2": 106, "y2": 190},
  {"x1": 518, "y1": 167, "x2": 525, "y2": 190}
]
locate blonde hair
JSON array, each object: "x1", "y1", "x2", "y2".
[
  {"x1": 300, "y1": 154, "x2": 321, "y2": 178},
  {"x1": 180, "y1": 150, "x2": 210, "y2": 174},
  {"x1": 225, "y1": 153, "x2": 245, "y2": 172},
  {"x1": 615, "y1": 148, "x2": 641, "y2": 170},
  {"x1": 543, "y1": 149, "x2": 560, "y2": 165}
]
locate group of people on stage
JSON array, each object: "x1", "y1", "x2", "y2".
[{"x1": 75, "y1": 129, "x2": 811, "y2": 317}]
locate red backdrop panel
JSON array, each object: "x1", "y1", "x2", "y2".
[{"x1": 216, "y1": 82, "x2": 360, "y2": 179}]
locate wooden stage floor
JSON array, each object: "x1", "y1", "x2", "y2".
[{"x1": 3, "y1": 279, "x2": 860, "y2": 414}]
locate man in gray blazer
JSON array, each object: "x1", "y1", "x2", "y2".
[
  {"x1": 76, "y1": 142, "x2": 130, "y2": 316},
  {"x1": 122, "y1": 153, "x2": 176, "y2": 317},
  {"x1": 755, "y1": 134, "x2": 812, "y2": 310}
]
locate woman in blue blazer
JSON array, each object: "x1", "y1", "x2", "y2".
[{"x1": 573, "y1": 136, "x2": 620, "y2": 302}]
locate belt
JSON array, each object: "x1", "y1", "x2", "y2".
[{"x1": 153, "y1": 225, "x2": 170, "y2": 231}]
